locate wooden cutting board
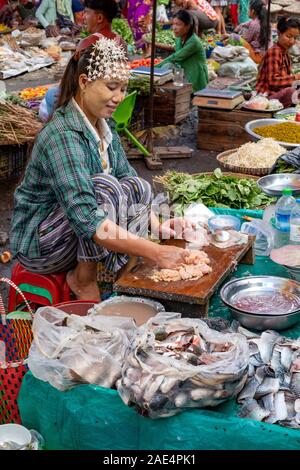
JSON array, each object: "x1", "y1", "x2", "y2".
[{"x1": 114, "y1": 238, "x2": 255, "y2": 310}]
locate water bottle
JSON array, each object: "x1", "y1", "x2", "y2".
[
  {"x1": 275, "y1": 188, "x2": 296, "y2": 247},
  {"x1": 290, "y1": 198, "x2": 300, "y2": 245}
]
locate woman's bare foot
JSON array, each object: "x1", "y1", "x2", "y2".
[{"x1": 67, "y1": 270, "x2": 101, "y2": 301}]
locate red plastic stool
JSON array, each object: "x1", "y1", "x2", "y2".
[{"x1": 8, "y1": 262, "x2": 72, "y2": 312}]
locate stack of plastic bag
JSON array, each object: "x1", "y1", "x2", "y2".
[{"x1": 211, "y1": 45, "x2": 257, "y2": 78}]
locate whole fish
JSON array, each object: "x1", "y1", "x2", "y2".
[
  {"x1": 255, "y1": 377, "x2": 280, "y2": 398},
  {"x1": 259, "y1": 393, "x2": 274, "y2": 414},
  {"x1": 258, "y1": 331, "x2": 282, "y2": 364},
  {"x1": 237, "y1": 376, "x2": 260, "y2": 402},
  {"x1": 284, "y1": 391, "x2": 296, "y2": 420},
  {"x1": 280, "y1": 346, "x2": 293, "y2": 371},
  {"x1": 270, "y1": 347, "x2": 285, "y2": 379},
  {"x1": 143, "y1": 375, "x2": 165, "y2": 402},
  {"x1": 290, "y1": 372, "x2": 300, "y2": 399},
  {"x1": 275, "y1": 392, "x2": 288, "y2": 422},
  {"x1": 239, "y1": 398, "x2": 270, "y2": 422}
]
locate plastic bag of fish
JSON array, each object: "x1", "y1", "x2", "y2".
[
  {"x1": 117, "y1": 313, "x2": 249, "y2": 418},
  {"x1": 28, "y1": 306, "x2": 136, "y2": 391}
]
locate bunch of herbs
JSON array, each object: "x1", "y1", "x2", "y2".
[{"x1": 155, "y1": 169, "x2": 275, "y2": 213}]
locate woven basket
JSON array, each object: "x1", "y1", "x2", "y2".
[
  {"x1": 216, "y1": 149, "x2": 271, "y2": 176},
  {"x1": 0, "y1": 278, "x2": 34, "y2": 424}
]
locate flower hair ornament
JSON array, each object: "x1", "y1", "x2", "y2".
[{"x1": 86, "y1": 37, "x2": 130, "y2": 82}]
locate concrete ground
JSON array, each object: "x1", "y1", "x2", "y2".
[{"x1": 0, "y1": 70, "x2": 218, "y2": 307}]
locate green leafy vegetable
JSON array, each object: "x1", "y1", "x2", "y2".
[
  {"x1": 112, "y1": 18, "x2": 134, "y2": 45},
  {"x1": 127, "y1": 77, "x2": 150, "y2": 96},
  {"x1": 155, "y1": 169, "x2": 275, "y2": 213},
  {"x1": 274, "y1": 159, "x2": 296, "y2": 173},
  {"x1": 145, "y1": 30, "x2": 176, "y2": 47}
]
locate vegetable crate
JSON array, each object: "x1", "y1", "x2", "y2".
[
  {"x1": 145, "y1": 82, "x2": 193, "y2": 126},
  {"x1": 0, "y1": 143, "x2": 30, "y2": 181},
  {"x1": 197, "y1": 107, "x2": 276, "y2": 152}
]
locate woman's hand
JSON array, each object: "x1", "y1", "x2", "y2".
[
  {"x1": 159, "y1": 217, "x2": 195, "y2": 239},
  {"x1": 152, "y1": 244, "x2": 194, "y2": 269}
]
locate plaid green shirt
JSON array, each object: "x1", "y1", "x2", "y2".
[{"x1": 10, "y1": 100, "x2": 137, "y2": 258}]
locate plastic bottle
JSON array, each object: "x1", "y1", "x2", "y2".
[
  {"x1": 275, "y1": 188, "x2": 296, "y2": 247},
  {"x1": 290, "y1": 198, "x2": 300, "y2": 245}
]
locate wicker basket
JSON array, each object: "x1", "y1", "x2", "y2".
[
  {"x1": 216, "y1": 149, "x2": 271, "y2": 176},
  {"x1": 0, "y1": 143, "x2": 30, "y2": 181}
]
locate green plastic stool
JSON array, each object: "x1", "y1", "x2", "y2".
[{"x1": 112, "y1": 91, "x2": 151, "y2": 157}]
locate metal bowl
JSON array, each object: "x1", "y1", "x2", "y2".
[
  {"x1": 220, "y1": 276, "x2": 300, "y2": 331},
  {"x1": 257, "y1": 173, "x2": 300, "y2": 197},
  {"x1": 245, "y1": 119, "x2": 300, "y2": 149}
]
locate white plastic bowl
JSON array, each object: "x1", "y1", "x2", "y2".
[
  {"x1": 245, "y1": 118, "x2": 300, "y2": 149},
  {"x1": 0, "y1": 424, "x2": 31, "y2": 448}
]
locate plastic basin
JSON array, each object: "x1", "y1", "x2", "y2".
[{"x1": 54, "y1": 301, "x2": 95, "y2": 316}]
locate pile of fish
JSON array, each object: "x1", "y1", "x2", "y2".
[
  {"x1": 234, "y1": 324, "x2": 300, "y2": 428},
  {"x1": 117, "y1": 314, "x2": 249, "y2": 418}
]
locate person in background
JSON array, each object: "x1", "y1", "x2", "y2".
[
  {"x1": 83, "y1": 0, "x2": 126, "y2": 48},
  {"x1": 0, "y1": 0, "x2": 37, "y2": 27},
  {"x1": 230, "y1": 0, "x2": 239, "y2": 28},
  {"x1": 238, "y1": 0, "x2": 249, "y2": 24},
  {"x1": 39, "y1": 0, "x2": 125, "y2": 121},
  {"x1": 256, "y1": 16, "x2": 300, "y2": 108},
  {"x1": 156, "y1": 9, "x2": 208, "y2": 92},
  {"x1": 35, "y1": 0, "x2": 79, "y2": 36},
  {"x1": 210, "y1": 0, "x2": 227, "y2": 35},
  {"x1": 18, "y1": 0, "x2": 37, "y2": 23},
  {"x1": 235, "y1": 0, "x2": 270, "y2": 64},
  {"x1": 72, "y1": 0, "x2": 84, "y2": 24},
  {"x1": 0, "y1": 1, "x2": 17, "y2": 27},
  {"x1": 126, "y1": 0, "x2": 152, "y2": 53},
  {"x1": 12, "y1": 36, "x2": 198, "y2": 301},
  {"x1": 174, "y1": 0, "x2": 219, "y2": 36}
]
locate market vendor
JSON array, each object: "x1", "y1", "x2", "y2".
[
  {"x1": 83, "y1": 0, "x2": 127, "y2": 49},
  {"x1": 235, "y1": 0, "x2": 270, "y2": 64},
  {"x1": 174, "y1": 0, "x2": 219, "y2": 36},
  {"x1": 39, "y1": 0, "x2": 126, "y2": 121},
  {"x1": 156, "y1": 9, "x2": 208, "y2": 92},
  {"x1": 11, "y1": 36, "x2": 198, "y2": 302},
  {"x1": 256, "y1": 16, "x2": 300, "y2": 108},
  {"x1": 35, "y1": 0, "x2": 79, "y2": 36}
]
